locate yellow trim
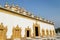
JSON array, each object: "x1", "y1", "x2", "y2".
[
  {"x1": 33, "y1": 22, "x2": 40, "y2": 38},
  {"x1": 11, "y1": 25, "x2": 21, "y2": 40},
  {"x1": 41, "y1": 29, "x2": 45, "y2": 37},
  {"x1": 50, "y1": 30, "x2": 56, "y2": 37},
  {"x1": 52, "y1": 30, "x2": 56, "y2": 37},
  {"x1": 46, "y1": 29, "x2": 49, "y2": 37},
  {"x1": 25, "y1": 26, "x2": 31, "y2": 38},
  {"x1": 0, "y1": 23, "x2": 7, "y2": 40},
  {"x1": 50, "y1": 30, "x2": 53, "y2": 37}
]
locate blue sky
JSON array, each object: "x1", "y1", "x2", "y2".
[{"x1": 0, "y1": 0, "x2": 60, "y2": 28}]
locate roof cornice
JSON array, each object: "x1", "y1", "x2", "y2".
[{"x1": 0, "y1": 5, "x2": 54, "y2": 25}]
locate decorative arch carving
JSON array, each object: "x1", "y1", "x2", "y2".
[
  {"x1": 46, "y1": 29, "x2": 49, "y2": 36},
  {"x1": 0, "y1": 23, "x2": 7, "y2": 40},
  {"x1": 52, "y1": 30, "x2": 56, "y2": 37},
  {"x1": 11, "y1": 25, "x2": 21, "y2": 40},
  {"x1": 50, "y1": 30, "x2": 53, "y2": 37},
  {"x1": 41, "y1": 29, "x2": 45, "y2": 37}
]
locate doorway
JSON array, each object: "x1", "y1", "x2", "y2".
[{"x1": 35, "y1": 27, "x2": 39, "y2": 36}]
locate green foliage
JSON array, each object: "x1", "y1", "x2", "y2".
[{"x1": 55, "y1": 28, "x2": 60, "y2": 33}]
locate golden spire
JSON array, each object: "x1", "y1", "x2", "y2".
[
  {"x1": 16, "y1": 25, "x2": 19, "y2": 29},
  {"x1": 0, "y1": 23, "x2": 4, "y2": 29},
  {"x1": 0, "y1": 23, "x2": 3, "y2": 27}
]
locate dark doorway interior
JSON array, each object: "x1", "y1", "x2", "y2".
[
  {"x1": 27, "y1": 30, "x2": 29, "y2": 37},
  {"x1": 35, "y1": 27, "x2": 39, "y2": 36}
]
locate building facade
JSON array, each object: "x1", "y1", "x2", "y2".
[{"x1": 0, "y1": 3, "x2": 56, "y2": 40}]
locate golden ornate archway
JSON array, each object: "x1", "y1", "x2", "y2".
[
  {"x1": 46, "y1": 29, "x2": 49, "y2": 37},
  {"x1": 41, "y1": 29, "x2": 45, "y2": 37},
  {"x1": 0, "y1": 23, "x2": 7, "y2": 40},
  {"x1": 50, "y1": 30, "x2": 53, "y2": 37},
  {"x1": 11, "y1": 25, "x2": 21, "y2": 40},
  {"x1": 52, "y1": 30, "x2": 56, "y2": 37}
]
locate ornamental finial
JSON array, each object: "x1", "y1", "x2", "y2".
[
  {"x1": 0, "y1": 23, "x2": 3, "y2": 27},
  {"x1": 4, "y1": 2, "x2": 10, "y2": 9},
  {"x1": 16, "y1": 25, "x2": 19, "y2": 28}
]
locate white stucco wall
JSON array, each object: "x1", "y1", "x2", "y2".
[
  {"x1": 0, "y1": 12, "x2": 55, "y2": 38},
  {"x1": 39, "y1": 21, "x2": 55, "y2": 35}
]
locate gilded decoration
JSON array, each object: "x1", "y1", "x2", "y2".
[
  {"x1": 50, "y1": 30, "x2": 56, "y2": 37},
  {"x1": 46, "y1": 29, "x2": 49, "y2": 37},
  {"x1": 11, "y1": 25, "x2": 21, "y2": 40},
  {"x1": 4, "y1": 2, "x2": 10, "y2": 9},
  {"x1": 33, "y1": 22, "x2": 40, "y2": 38},
  {"x1": 50, "y1": 30, "x2": 53, "y2": 37},
  {"x1": 25, "y1": 26, "x2": 31, "y2": 38},
  {"x1": 0, "y1": 4, "x2": 56, "y2": 40},
  {"x1": 0, "y1": 23, "x2": 7, "y2": 40},
  {"x1": 52, "y1": 30, "x2": 56, "y2": 37},
  {"x1": 41, "y1": 29, "x2": 45, "y2": 37}
]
